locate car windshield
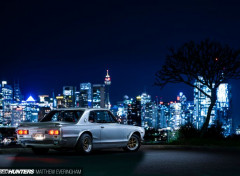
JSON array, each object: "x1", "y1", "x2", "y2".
[{"x1": 41, "y1": 110, "x2": 84, "y2": 123}]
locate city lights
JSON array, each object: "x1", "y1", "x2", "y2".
[{"x1": 0, "y1": 73, "x2": 234, "y2": 137}]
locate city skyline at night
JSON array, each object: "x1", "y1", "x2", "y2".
[{"x1": 0, "y1": 75, "x2": 234, "y2": 136}]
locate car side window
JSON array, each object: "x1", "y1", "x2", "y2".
[
  {"x1": 89, "y1": 111, "x2": 97, "y2": 123},
  {"x1": 95, "y1": 111, "x2": 106, "y2": 123},
  {"x1": 63, "y1": 111, "x2": 78, "y2": 122},
  {"x1": 107, "y1": 111, "x2": 118, "y2": 123},
  {"x1": 89, "y1": 111, "x2": 117, "y2": 123}
]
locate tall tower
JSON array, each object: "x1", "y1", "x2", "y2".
[
  {"x1": 14, "y1": 81, "x2": 22, "y2": 102},
  {"x1": 104, "y1": 70, "x2": 111, "y2": 109}
]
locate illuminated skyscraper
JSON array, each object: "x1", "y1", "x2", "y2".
[
  {"x1": 216, "y1": 83, "x2": 232, "y2": 136},
  {"x1": 116, "y1": 95, "x2": 132, "y2": 124},
  {"x1": 2, "y1": 81, "x2": 13, "y2": 126},
  {"x1": 127, "y1": 96, "x2": 141, "y2": 126},
  {"x1": 75, "y1": 91, "x2": 80, "y2": 107},
  {"x1": 63, "y1": 86, "x2": 76, "y2": 108},
  {"x1": 80, "y1": 83, "x2": 92, "y2": 108},
  {"x1": 193, "y1": 77, "x2": 214, "y2": 129},
  {"x1": 159, "y1": 103, "x2": 169, "y2": 129},
  {"x1": 141, "y1": 93, "x2": 151, "y2": 105},
  {"x1": 140, "y1": 93, "x2": 152, "y2": 128},
  {"x1": 56, "y1": 95, "x2": 65, "y2": 108},
  {"x1": 92, "y1": 84, "x2": 105, "y2": 108},
  {"x1": 193, "y1": 77, "x2": 232, "y2": 136},
  {"x1": 13, "y1": 81, "x2": 22, "y2": 102},
  {"x1": 104, "y1": 70, "x2": 111, "y2": 109}
]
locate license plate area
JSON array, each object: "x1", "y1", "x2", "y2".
[{"x1": 32, "y1": 133, "x2": 45, "y2": 140}]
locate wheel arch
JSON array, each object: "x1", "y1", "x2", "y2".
[
  {"x1": 128, "y1": 131, "x2": 141, "y2": 140},
  {"x1": 75, "y1": 130, "x2": 93, "y2": 147}
]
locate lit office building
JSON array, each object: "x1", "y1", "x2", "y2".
[
  {"x1": 11, "y1": 105, "x2": 24, "y2": 127},
  {"x1": 141, "y1": 93, "x2": 153, "y2": 128},
  {"x1": 194, "y1": 77, "x2": 232, "y2": 136},
  {"x1": 24, "y1": 96, "x2": 38, "y2": 122},
  {"x1": 151, "y1": 103, "x2": 160, "y2": 129},
  {"x1": 39, "y1": 95, "x2": 49, "y2": 103},
  {"x1": 92, "y1": 84, "x2": 105, "y2": 108},
  {"x1": 11, "y1": 96, "x2": 39, "y2": 126},
  {"x1": 184, "y1": 101, "x2": 195, "y2": 124},
  {"x1": 80, "y1": 83, "x2": 92, "y2": 108},
  {"x1": 38, "y1": 95, "x2": 54, "y2": 109},
  {"x1": 158, "y1": 103, "x2": 169, "y2": 129},
  {"x1": 142, "y1": 101, "x2": 154, "y2": 129},
  {"x1": 194, "y1": 77, "x2": 215, "y2": 129},
  {"x1": 216, "y1": 83, "x2": 232, "y2": 136},
  {"x1": 56, "y1": 95, "x2": 65, "y2": 108},
  {"x1": 127, "y1": 96, "x2": 141, "y2": 126},
  {"x1": 177, "y1": 92, "x2": 194, "y2": 126},
  {"x1": 63, "y1": 86, "x2": 76, "y2": 108},
  {"x1": 2, "y1": 81, "x2": 13, "y2": 126},
  {"x1": 75, "y1": 91, "x2": 80, "y2": 107},
  {"x1": 169, "y1": 102, "x2": 182, "y2": 130},
  {"x1": 115, "y1": 103, "x2": 127, "y2": 124},
  {"x1": 141, "y1": 93, "x2": 151, "y2": 105},
  {"x1": 115, "y1": 95, "x2": 132, "y2": 124},
  {"x1": 13, "y1": 81, "x2": 22, "y2": 102}
]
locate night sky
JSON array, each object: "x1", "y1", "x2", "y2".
[{"x1": 1, "y1": 1, "x2": 240, "y2": 127}]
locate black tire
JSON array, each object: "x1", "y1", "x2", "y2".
[
  {"x1": 32, "y1": 148, "x2": 49, "y2": 155},
  {"x1": 123, "y1": 134, "x2": 141, "y2": 152},
  {"x1": 75, "y1": 133, "x2": 93, "y2": 154}
]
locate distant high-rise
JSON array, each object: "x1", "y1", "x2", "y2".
[
  {"x1": 140, "y1": 93, "x2": 153, "y2": 128},
  {"x1": 56, "y1": 95, "x2": 65, "y2": 108},
  {"x1": 159, "y1": 103, "x2": 169, "y2": 129},
  {"x1": 193, "y1": 77, "x2": 232, "y2": 136},
  {"x1": 63, "y1": 86, "x2": 76, "y2": 108},
  {"x1": 140, "y1": 93, "x2": 151, "y2": 105},
  {"x1": 1, "y1": 81, "x2": 13, "y2": 126},
  {"x1": 92, "y1": 84, "x2": 105, "y2": 108},
  {"x1": 80, "y1": 83, "x2": 92, "y2": 108},
  {"x1": 104, "y1": 70, "x2": 111, "y2": 109},
  {"x1": 13, "y1": 81, "x2": 22, "y2": 102},
  {"x1": 127, "y1": 96, "x2": 141, "y2": 126}
]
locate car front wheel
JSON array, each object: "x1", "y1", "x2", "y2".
[
  {"x1": 123, "y1": 134, "x2": 141, "y2": 152},
  {"x1": 76, "y1": 133, "x2": 93, "y2": 154}
]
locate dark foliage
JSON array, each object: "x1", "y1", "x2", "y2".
[
  {"x1": 178, "y1": 123, "x2": 200, "y2": 140},
  {"x1": 204, "y1": 121, "x2": 224, "y2": 139},
  {"x1": 144, "y1": 129, "x2": 159, "y2": 141}
]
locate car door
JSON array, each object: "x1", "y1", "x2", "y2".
[
  {"x1": 95, "y1": 110, "x2": 125, "y2": 146},
  {"x1": 88, "y1": 111, "x2": 101, "y2": 145}
]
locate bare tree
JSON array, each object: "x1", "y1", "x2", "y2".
[{"x1": 155, "y1": 39, "x2": 240, "y2": 134}]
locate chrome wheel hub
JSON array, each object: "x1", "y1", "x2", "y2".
[
  {"x1": 83, "y1": 137, "x2": 92, "y2": 152},
  {"x1": 127, "y1": 136, "x2": 139, "y2": 150}
]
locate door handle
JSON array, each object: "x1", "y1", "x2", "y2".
[{"x1": 101, "y1": 126, "x2": 104, "y2": 128}]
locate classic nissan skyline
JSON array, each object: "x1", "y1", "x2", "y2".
[{"x1": 17, "y1": 108, "x2": 145, "y2": 154}]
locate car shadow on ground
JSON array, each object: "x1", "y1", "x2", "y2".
[{"x1": 7, "y1": 149, "x2": 145, "y2": 176}]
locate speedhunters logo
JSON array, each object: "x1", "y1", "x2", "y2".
[
  {"x1": 0, "y1": 169, "x2": 82, "y2": 175},
  {"x1": 0, "y1": 169, "x2": 34, "y2": 175}
]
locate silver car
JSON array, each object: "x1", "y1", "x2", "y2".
[{"x1": 17, "y1": 108, "x2": 145, "y2": 154}]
